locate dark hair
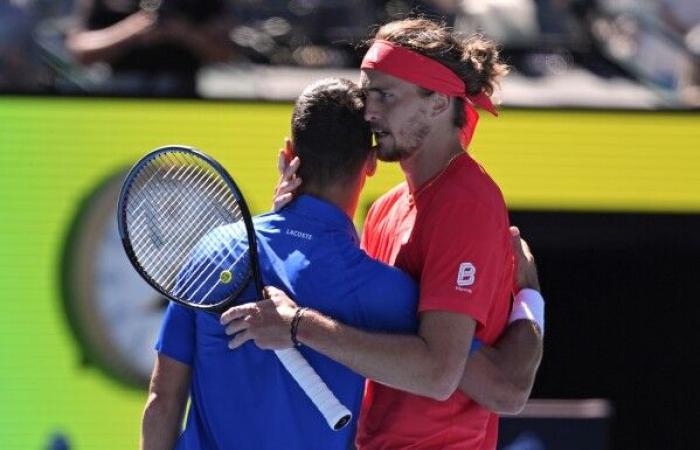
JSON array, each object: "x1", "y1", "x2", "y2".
[
  {"x1": 370, "y1": 18, "x2": 509, "y2": 128},
  {"x1": 291, "y1": 78, "x2": 371, "y2": 189}
]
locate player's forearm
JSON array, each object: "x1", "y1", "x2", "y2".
[
  {"x1": 297, "y1": 309, "x2": 466, "y2": 400},
  {"x1": 141, "y1": 392, "x2": 186, "y2": 450},
  {"x1": 459, "y1": 320, "x2": 543, "y2": 414},
  {"x1": 67, "y1": 12, "x2": 154, "y2": 64}
]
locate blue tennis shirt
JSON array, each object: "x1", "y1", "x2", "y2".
[{"x1": 156, "y1": 195, "x2": 419, "y2": 450}]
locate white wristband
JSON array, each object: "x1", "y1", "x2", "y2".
[{"x1": 509, "y1": 288, "x2": 545, "y2": 335}]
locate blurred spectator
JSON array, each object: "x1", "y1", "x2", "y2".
[
  {"x1": 66, "y1": 0, "x2": 235, "y2": 97},
  {"x1": 0, "y1": 0, "x2": 50, "y2": 92},
  {"x1": 658, "y1": 0, "x2": 700, "y2": 104},
  {"x1": 589, "y1": 0, "x2": 699, "y2": 105},
  {"x1": 658, "y1": 0, "x2": 700, "y2": 38},
  {"x1": 456, "y1": 0, "x2": 540, "y2": 46}
]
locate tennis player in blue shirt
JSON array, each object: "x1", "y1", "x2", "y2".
[{"x1": 142, "y1": 78, "x2": 420, "y2": 450}]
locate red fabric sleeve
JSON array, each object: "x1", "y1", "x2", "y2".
[{"x1": 417, "y1": 197, "x2": 506, "y2": 329}]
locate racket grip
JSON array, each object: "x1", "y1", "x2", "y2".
[{"x1": 274, "y1": 348, "x2": 352, "y2": 430}]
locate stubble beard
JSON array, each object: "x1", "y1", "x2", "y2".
[
  {"x1": 375, "y1": 109, "x2": 431, "y2": 162},
  {"x1": 376, "y1": 142, "x2": 406, "y2": 162}
]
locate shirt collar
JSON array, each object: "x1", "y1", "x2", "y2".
[
  {"x1": 285, "y1": 194, "x2": 359, "y2": 243},
  {"x1": 413, "y1": 152, "x2": 472, "y2": 200}
]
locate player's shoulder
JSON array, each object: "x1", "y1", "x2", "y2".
[
  {"x1": 358, "y1": 256, "x2": 418, "y2": 330},
  {"x1": 383, "y1": 181, "x2": 410, "y2": 199},
  {"x1": 353, "y1": 249, "x2": 418, "y2": 297},
  {"x1": 418, "y1": 157, "x2": 508, "y2": 236},
  {"x1": 441, "y1": 155, "x2": 505, "y2": 207},
  {"x1": 253, "y1": 210, "x2": 284, "y2": 229},
  {"x1": 371, "y1": 182, "x2": 409, "y2": 209},
  {"x1": 365, "y1": 182, "x2": 408, "y2": 227},
  {"x1": 191, "y1": 222, "x2": 247, "y2": 259},
  {"x1": 331, "y1": 247, "x2": 417, "y2": 332}
]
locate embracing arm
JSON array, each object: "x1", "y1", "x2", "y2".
[
  {"x1": 459, "y1": 227, "x2": 544, "y2": 414},
  {"x1": 265, "y1": 155, "x2": 543, "y2": 408},
  {"x1": 223, "y1": 295, "x2": 475, "y2": 401},
  {"x1": 141, "y1": 354, "x2": 191, "y2": 450},
  {"x1": 460, "y1": 319, "x2": 542, "y2": 414},
  {"x1": 298, "y1": 309, "x2": 474, "y2": 400}
]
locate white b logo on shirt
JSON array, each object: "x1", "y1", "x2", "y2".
[{"x1": 456, "y1": 262, "x2": 476, "y2": 287}]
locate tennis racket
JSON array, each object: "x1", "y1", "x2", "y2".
[{"x1": 117, "y1": 145, "x2": 352, "y2": 430}]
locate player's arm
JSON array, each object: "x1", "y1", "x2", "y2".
[
  {"x1": 224, "y1": 293, "x2": 474, "y2": 400},
  {"x1": 459, "y1": 227, "x2": 544, "y2": 414},
  {"x1": 142, "y1": 302, "x2": 196, "y2": 449},
  {"x1": 66, "y1": 0, "x2": 158, "y2": 64},
  {"x1": 222, "y1": 198, "x2": 494, "y2": 400},
  {"x1": 461, "y1": 320, "x2": 541, "y2": 414},
  {"x1": 308, "y1": 309, "x2": 474, "y2": 400},
  {"x1": 141, "y1": 353, "x2": 191, "y2": 450}
]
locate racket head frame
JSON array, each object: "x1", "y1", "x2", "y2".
[{"x1": 117, "y1": 145, "x2": 264, "y2": 315}]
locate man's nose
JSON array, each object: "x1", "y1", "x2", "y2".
[{"x1": 364, "y1": 99, "x2": 380, "y2": 123}]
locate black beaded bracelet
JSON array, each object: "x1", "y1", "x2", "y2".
[{"x1": 290, "y1": 307, "x2": 308, "y2": 347}]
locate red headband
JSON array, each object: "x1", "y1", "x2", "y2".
[{"x1": 361, "y1": 39, "x2": 498, "y2": 147}]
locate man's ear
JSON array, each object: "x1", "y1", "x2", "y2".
[
  {"x1": 365, "y1": 150, "x2": 378, "y2": 177},
  {"x1": 430, "y1": 92, "x2": 451, "y2": 117}
]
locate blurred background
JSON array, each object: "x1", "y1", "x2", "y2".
[{"x1": 0, "y1": 0, "x2": 698, "y2": 449}]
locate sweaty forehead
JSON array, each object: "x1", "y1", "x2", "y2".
[
  {"x1": 359, "y1": 70, "x2": 374, "y2": 90},
  {"x1": 360, "y1": 70, "x2": 407, "y2": 91}
]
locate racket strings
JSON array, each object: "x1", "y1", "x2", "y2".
[
  {"x1": 192, "y1": 232, "x2": 253, "y2": 304},
  {"x1": 128, "y1": 155, "x2": 229, "y2": 249},
  {"x1": 177, "y1": 230, "x2": 250, "y2": 304},
  {"x1": 170, "y1": 223, "x2": 240, "y2": 296},
  {"x1": 134, "y1": 153, "x2": 240, "y2": 278},
  {"x1": 134, "y1": 173, "x2": 235, "y2": 285},
  {"x1": 128, "y1": 163, "x2": 210, "y2": 255},
  {"x1": 127, "y1": 157, "x2": 221, "y2": 280},
  {"x1": 130, "y1": 167, "x2": 236, "y2": 292},
  {"x1": 127, "y1": 162, "x2": 183, "y2": 220},
  {"x1": 125, "y1": 151, "x2": 245, "y2": 300}
]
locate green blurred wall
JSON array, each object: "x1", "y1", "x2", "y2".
[{"x1": 0, "y1": 97, "x2": 697, "y2": 449}]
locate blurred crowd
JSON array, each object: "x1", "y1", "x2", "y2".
[{"x1": 1, "y1": 0, "x2": 698, "y2": 105}]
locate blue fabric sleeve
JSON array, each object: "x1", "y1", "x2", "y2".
[
  {"x1": 354, "y1": 260, "x2": 482, "y2": 353},
  {"x1": 155, "y1": 302, "x2": 196, "y2": 366},
  {"x1": 358, "y1": 265, "x2": 419, "y2": 333},
  {"x1": 469, "y1": 337, "x2": 483, "y2": 355}
]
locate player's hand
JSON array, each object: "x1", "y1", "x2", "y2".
[
  {"x1": 272, "y1": 138, "x2": 302, "y2": 212},
  {"x1": 510, "y1": 226, "x2": 541, "y2": 292},
  {"x1": 126, "y1": 10, "x2": 159, "y2": 44},
  {"x1": 221, "y1": 286, "x2": 298, "y2": 350}
]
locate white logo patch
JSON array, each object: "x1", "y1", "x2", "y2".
[
  {"x1": 456, "y1": 262, "x2": 476, "y2": 288},
  {"x1": 285, "y1": 229, "x2": 313, "y2": 240}
]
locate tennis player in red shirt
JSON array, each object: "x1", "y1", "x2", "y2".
[{"x1": 223, "y1": 18, "x2": 544, "y2": 449}]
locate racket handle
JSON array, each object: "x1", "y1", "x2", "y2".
[{"x1": 274, "y1": 348, "x2": 352, "y2": 430}]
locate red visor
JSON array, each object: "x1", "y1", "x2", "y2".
[{"x1": 361, "y1": 39, "x2": 498, "y2": 147}]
